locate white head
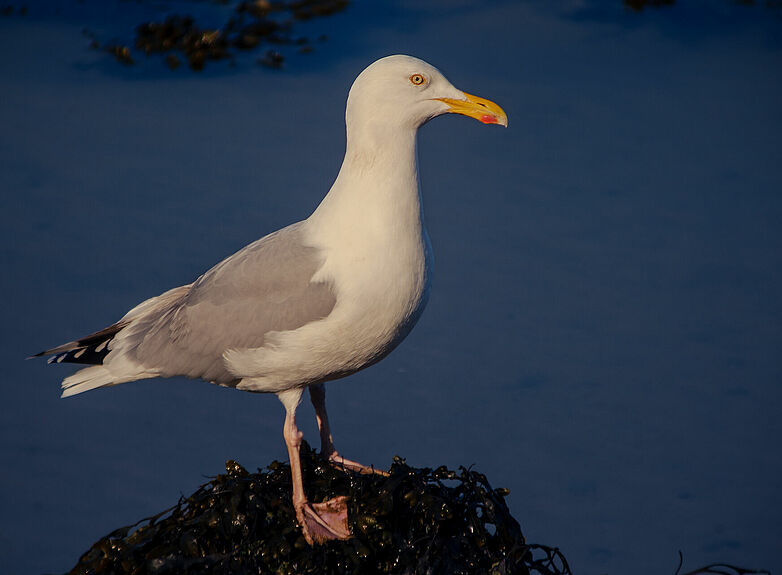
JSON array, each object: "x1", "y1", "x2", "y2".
[{"x1": 345, "y1": 55, "x2": 507, "y2": 134}]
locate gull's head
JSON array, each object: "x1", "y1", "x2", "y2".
[{"x1": 346, "y1": 55, "x2": 508, "y2": 132}]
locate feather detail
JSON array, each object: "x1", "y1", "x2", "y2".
[{"x1": 31, "y1": 321, "x2": 128, "y2": 365}]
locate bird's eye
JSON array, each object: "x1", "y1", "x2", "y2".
[{"x1": 410, "y1": 74, "x2": 426, "y2": 86}]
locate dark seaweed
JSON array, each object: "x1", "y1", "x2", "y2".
[
  {"x1": 116, "y1": 0, "x2": 350, "y2": 70},
  {"x1": 68, "y1": 442, "x2": 571, "y2": 575},
  {"x1": 64, "y1": 443, "x2": 771, "y2": 574}
]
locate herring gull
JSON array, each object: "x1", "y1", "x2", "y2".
[{"x1": 33, "y1": 55, "x2": 507, "y2": 544}]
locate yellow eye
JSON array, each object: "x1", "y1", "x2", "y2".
[{"x1": 410, "y1": 74, "x2": 426, "y2": 86}]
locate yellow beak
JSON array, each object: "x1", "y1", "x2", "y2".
[{"x1": 436, "y1": 92, "x2": 508, "y2": 127}]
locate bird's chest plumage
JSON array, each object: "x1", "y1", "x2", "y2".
[{"x1": 316, "y1": 215, "x2": 431, "y2": 367}]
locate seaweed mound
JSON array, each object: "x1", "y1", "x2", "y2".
[{"x1": 69, "y1": 442, "x2": 571, "y2": 575}]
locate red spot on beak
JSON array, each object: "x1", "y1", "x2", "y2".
[{"x1": 480, "y1": 114, "x2": 498, "y2": 124}]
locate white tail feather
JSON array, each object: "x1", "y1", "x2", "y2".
[{"x1": 61, "y1": 366, "x2": 118, "y2": 397}]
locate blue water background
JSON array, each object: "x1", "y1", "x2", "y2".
[{"x1": 1, "y1": 1, "x2": 780, "y2": 573}]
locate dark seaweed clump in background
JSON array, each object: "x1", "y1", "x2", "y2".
[
  {"x1": 96, "y1": 0, "x2": 349, "y2": 71},
  {"x1": 4, "y1": 1, "x2": 781, "y2": 70},
  {"x1": 68, "y1": 442, "x2": 572, "y2": 575},
  {"x1": 623, "y1": 0, "x2": 676, "y2": 10},
  {"x1": 622, "y1": 0, "x2": 782, "y2": 11}
]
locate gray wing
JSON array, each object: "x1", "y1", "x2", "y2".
[{"x1": 125, "y1": 222, "x2": 336, "y2": 385}]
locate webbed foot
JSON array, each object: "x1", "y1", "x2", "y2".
[{"x1": 297, "y1": 495, "x2": 351, "y2": 544}]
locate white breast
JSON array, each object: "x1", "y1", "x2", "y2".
[{"x1": 309, "y1": 188, "x2": 433, "y2": 371}]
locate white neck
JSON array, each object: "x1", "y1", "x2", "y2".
[{"x1": 309, "y1": 122, "x2": 421, "y2": 234}]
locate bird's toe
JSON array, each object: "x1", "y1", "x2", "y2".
[{"x1": 328, "y1": 452, "x2": 390, "y2": 476}]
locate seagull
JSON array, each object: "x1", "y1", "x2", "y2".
[{"x1": 33, "y1": 55, "x2": 507, "y2": 544}]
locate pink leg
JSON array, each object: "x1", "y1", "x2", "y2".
[
  {"x1": 280, "y1": 390, "x2": 351, "y2": 545},
  {"x1": 309, "y1": 384, "x2": 389, "y2": 476}
]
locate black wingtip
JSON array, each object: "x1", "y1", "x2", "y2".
[{"x1": 31, "y1": 321, "x2": 127, "y2": 366}]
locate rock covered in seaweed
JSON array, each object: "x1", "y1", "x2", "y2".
[{"x1": 68, "y1": 442, "x2": 571, "y2": 575}]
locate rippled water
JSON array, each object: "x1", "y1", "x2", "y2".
[{"x1": 1, "y1": 1, "x2": 780, "y2": 573}]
